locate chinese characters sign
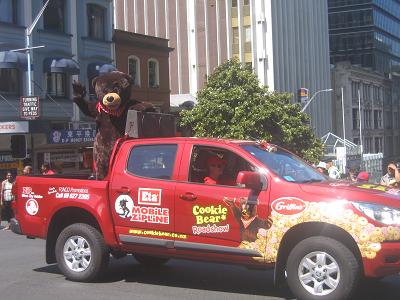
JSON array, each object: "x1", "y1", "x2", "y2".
[{"x1": 48, "y1": 129, "x2": 96, "y2": 144}]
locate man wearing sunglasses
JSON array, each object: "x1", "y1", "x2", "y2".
[{"x1": 203, "y1": 156, "x2": 235, "y2": 186}]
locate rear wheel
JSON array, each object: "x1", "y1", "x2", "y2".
[
  {"x1": 286, "y1": 236, "x2": 360, "y2": 300},
  {"x1": 134, "y1": 254, "x2": 169, "y2": 267},
  {"x1": 55, "y1": 223, "x2": 109, "y2": 282}
]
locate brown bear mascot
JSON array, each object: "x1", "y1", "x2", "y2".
[{"x1": 72, "y1": 71, "x2": 154, "y2": 179}]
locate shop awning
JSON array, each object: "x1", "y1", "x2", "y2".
[
  {"x1": 87, "y1": 62, "x2": 117, "y2": 78},
  {"x1": 43, "y1": 57, "x2": 80, "y2": 74},
  {"x1": 0, "y1": 51, "x2": 29, "y2": 70}
]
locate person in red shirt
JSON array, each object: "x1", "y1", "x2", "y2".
[
  {"x1": 41, "y1": 163, "x2": 55, "y2": 175},
  {"x1": 203, "y1": 156, "x2": 235, "y2": 186}
]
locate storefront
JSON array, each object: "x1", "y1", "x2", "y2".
[{"x1": 0, "y1": 120, "x2": 96, "y2": 176}]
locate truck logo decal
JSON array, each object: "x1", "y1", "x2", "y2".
[
  {"x1": 47, "y1": 186, "x2": 90, "y2": 200},
  {"x1": 115, "y1": 195, "x2": 134, "y2": 218},
  {"x1": 48, "y1": 187, "x2": 57, "y2": 194},
  {"x1": 131, "y1": 206, "x2": 170, "y2": 224},
  {"x1": 114, "y1": 194, "x2": 170, "y2": 224},
  {"x1": 138, "y1": 188, "x2": 162, "y2": 206},
  {"x1": 191, "y1": 204, "x2": 229, "y2": 235},
  {"x1": 26, "y1": 199, "x2": 39, "y2": 216},
  {"x1": 271, "y1": 197, "x2": 306, "y2": 215},
  {"x1": 21, "y1": 187, "x2": 43, "y2": 199}
]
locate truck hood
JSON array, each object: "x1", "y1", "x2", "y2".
[{"x1": 299, "y1": 181, "x2": 400, "y2": 208}]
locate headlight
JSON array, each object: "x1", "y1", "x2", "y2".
[{"x1": 352, "y1": 202, "x2": 400, "y2": 225}]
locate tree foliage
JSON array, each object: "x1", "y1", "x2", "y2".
[{"x1": 179, "y1": 59, "x2": 323, "y2": 162}]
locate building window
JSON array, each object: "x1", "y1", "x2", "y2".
[
  {"x1": 363, "y1": 83, "x2": 371, "y2": 101},
  {"x1": 128, "y1": 56, "x2": 140, "y2": 87},
  {"x1": 364, "y1": 109, "x2": 372, "y2": 129},
  {"x1": 374, "y1": 137, "x2": 383, "y2": 153},
  {"x1": 352, "y1": 108, "x2": 359, "y2": 129},
  {"x1": 232, "y1": 27, "x2": 239, "y2": 54},
  {"x1": 351, "y1": 81, "x2": 360, "y2": 100},
  {"x1": 43, "y1": 0, "x2": 65, "y2": 32},
  {"x1": 87, "y1": 4, "x2": 105, "y2": 40},
  {"x1": 0, "y1": 69, "x2": 19, "y2": 94},
  {"x1": 0, "y1": 0, "x2": 17, "y2": 24},
  {"x1": 46, "y1": 73, "x2": 66, "y2": 97},
  {"x1": 232, "y1": 0, "x2": 237, "y2": 8},
  {"x1": 374, "y1": 110, "x2": 382, "y2": 129},
  {"x1": 364, "y1": 137, "x2": 373, "y2": 153},
  {"x1": 148, "y1": 58, "x2": 159, "y2": 88}
]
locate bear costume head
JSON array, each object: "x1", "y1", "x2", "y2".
[
  {"x1": 92, "y1": 72, "x2": 133, "y2": 117},
  {"x1": 72, "y1": 71, "x2": 154, "y2": 179}
]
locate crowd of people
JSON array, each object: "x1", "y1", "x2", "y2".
[{"x1": 316, "y1": 159, "x2": 400, "y2": 187}]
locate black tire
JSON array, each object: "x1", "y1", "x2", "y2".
[
  {"x1": 286, "y1": 236, "x2": 360, "y2": 300},
  {"x1": 134, "y1": 254, "x2": 169, "y2": 267},
  {"x1": 55, "y1": 223, "x2": 109, "y2": 282}
]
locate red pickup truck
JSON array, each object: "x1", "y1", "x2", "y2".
[{"x1": 10, "y1": 137, "x2": 400, "y2": 300}]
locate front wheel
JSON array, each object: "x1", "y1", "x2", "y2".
[
  {"x1": 286, "y1": 236, "x2": 360, "y2": 300},
  {"x1": 55, "y1": 223, "x2": 109, "y2": 282}
]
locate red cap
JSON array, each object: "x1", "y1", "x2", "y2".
[
  {"x1": 356, "y1": 171, "x2": 369, "y2": 182},
  {"x1": 207, "y1": 156, "x2": 226, "y2": 166}
]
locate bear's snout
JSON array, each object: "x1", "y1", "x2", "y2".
[{"x1": 102, "y1": 92, "x2": 121, "y2": 110}]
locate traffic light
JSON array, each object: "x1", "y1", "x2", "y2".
[{"x1": 11, "y1": 135, "x2": 27, "y2": 159}]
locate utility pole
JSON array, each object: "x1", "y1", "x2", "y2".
[
  {"x1": 24, "y1": 0, "x2": 51, "y2": 96},
  {"x1": 341, "y1": 87, "x2": 347, "y2": 173},
  {"x1": 358, "y1": 89, "x2": 363, "y2": 167}
]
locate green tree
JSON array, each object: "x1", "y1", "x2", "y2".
[{"x1": 179, "y1": 59, "x2": 323, "y2": 163}]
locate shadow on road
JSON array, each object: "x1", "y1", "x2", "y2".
[{"x1": 33, "y1": 256, "x2": 400, "y2": 300}]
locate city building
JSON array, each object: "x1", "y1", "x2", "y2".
[
  {"x1": 328, "y1": 0, "x2": 400, "y2": 164},
  {"x1": 113, "y1": 29, "x2": 173, "y2": 111},
  {"x1": 331, "y1": 62, "x2": 400, "y2": 159},
  {"x1": 0, "y1": 0, "x2": 114, "y2": 175},
  {"x1": 328, "y1": 0, "x2": 400, "y2": 76},
  {"x1": 114, "y1": 0, "x2": 333, "y2": 137}
]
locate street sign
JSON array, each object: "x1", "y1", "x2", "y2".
[
  {"x1": 20, "y1": 96, "x2": 40, "y2": 119},
  {"x1": 298, "y1": 88, "x2": 309, "y2": 105},
  {"x1": 0, "y1": 121, "x2": 29, "y2": 133}
]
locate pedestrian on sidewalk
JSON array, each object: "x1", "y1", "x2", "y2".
[{"x1": 1, "y1": 171, "x2": 15, "y2": 230}]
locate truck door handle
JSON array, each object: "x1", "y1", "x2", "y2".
[
  {"x1": 116, "y1": 187, "x2": 130, "y2": 194},
  {"x1": 179, "y1": 193, "x2": 197, "y2": 201}
]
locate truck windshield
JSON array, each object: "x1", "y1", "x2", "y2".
[{"x1": 241, "y1": 144, "x2": 327, "y2": 183}]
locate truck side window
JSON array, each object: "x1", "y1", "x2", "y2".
[
  {"x1": 189, "y1": 145, "x2": 254, "y2": 186},
  {"x1": 127, "y1": 144, "x2": 177, "y2": 180}
]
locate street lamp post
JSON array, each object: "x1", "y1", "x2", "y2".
[
  {"x1": 25, "y1": 0, "x2": 51, "y2": 96},
  {"x1": 301, "y1": 88, "x2": 333, "y2": 113}
]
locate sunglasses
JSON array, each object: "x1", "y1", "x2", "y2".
[{"x1": 210, "y1": 164, "x2": 224, "y2": 168}]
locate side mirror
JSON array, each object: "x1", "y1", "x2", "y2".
[{"x1": 236, "y1": 171, "x2": 264, "y2": 191}]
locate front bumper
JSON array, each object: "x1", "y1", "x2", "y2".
[
  {"x1": 364, "y1": 241, "x2": 400, "y2": 277},
  {"x1": 10, "y1": 218, "x2": 22, "y2": 235}
]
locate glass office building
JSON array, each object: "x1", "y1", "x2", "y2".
[{"x1": 328, "y1": 0, "x2": 400, "y2": 75}]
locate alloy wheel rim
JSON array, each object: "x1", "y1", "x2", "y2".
[
  {"x1": 298, "y1": 251, "x2": 340, "y2": 296},
  {"x1": 63, "y1": 235, "x2": 92, "y2": 272}
]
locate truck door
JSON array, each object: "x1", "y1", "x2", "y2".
[
  {"x1": 174, "y1": 144, "x2": 270, "y2": 257},
  {"x1": 109, "y1": 142, "x2": 182, "y2": 247}
]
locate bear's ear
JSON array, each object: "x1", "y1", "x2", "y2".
[
  {"x1": 117, "y1": 73, "x2": 134, "y2": 89},
  {"x1": 91, "y1": 76, "x2": 99, "y2": 89}
]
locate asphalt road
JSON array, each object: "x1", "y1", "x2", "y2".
[{"x1": 1, "y1": 222, "x2": 400, "y2": 300}]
